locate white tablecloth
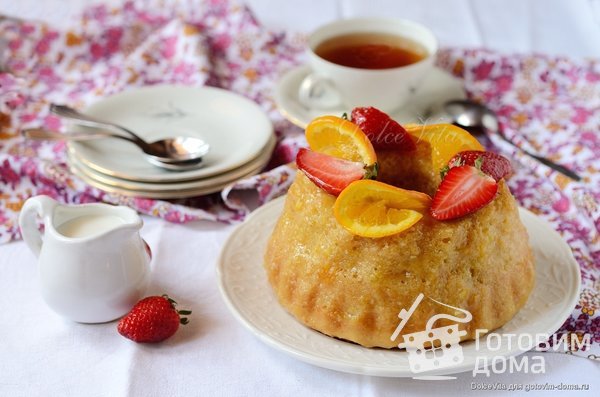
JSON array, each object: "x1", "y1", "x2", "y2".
[{"x1": 0, "y1": 1, "x2": 599, "y2": 396}]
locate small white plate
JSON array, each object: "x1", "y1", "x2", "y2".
[
  {"x1": 68, "y1": 137, "x2": 275, "y2": 199},
  {"x1": 274, "y1": 65, "x2": 465, "y2": 128},
  {"x1": 217, "y1": 196, "x2": 580, "y2": 377},
  {"x1": 69, "y1": 161, "x2": 263, "y2": 199},
  {"x1": 69, "y1": 85, "x2": 273, "y2": 183},
  {"x1": 68, "y1": 135, "x2": 275, "y2": 192}
]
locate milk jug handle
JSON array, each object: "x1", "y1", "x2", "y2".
[{"x1": 18, "y1": 195, "x2": 58, "y2": 258}]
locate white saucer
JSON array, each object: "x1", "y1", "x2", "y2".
[
  {"x1": 274, "y1": 65, "x2": 465, "y2": 128},
  {"x1": 69, "y1": 157, "x2": 266, "y2": 199},
  {"x1": 69, "y1": 85, "x2": 273, "y2": 183},
  {"x1": 70, "y1": 167, "x2": 261, "y2": 199},
  {"x1": 68, "y1": 135, "x2": 275, "y2": 196},
  {"x1": 217, "y1": 196, "x2": 580, "y2": 377}
]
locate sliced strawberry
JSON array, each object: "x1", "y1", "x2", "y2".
[
  {"x1": 430, "y1": 165, "x2": 498, "y2": 221},
  {"x1": 350, "y1": 107, "x2": 416, "y2": 151},
  {"x1": 296, "y1": 148, "x2": 377, "y2": 196},
  {"x1": 445, "y1": 150, "x2": 512, "y2": 181}
]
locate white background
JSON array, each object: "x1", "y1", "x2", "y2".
[{"x1": 0, "y1": 1, "x2": 599, "y2": 396}]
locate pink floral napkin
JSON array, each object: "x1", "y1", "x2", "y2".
[
  {"x1": 0, "y1": 0, "x2": 307, "y2": 240},
  {"x1": 437, "y1": 50, "x2": 600, "y2": 360},
  {"x1": 0, "y1": 0, "x2": 598, "y2": 359}
]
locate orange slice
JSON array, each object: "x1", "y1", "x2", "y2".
[
  {"x1": 334, "y1": 180, "x2": 432, "y2": 238},
  {"x1": 305, "y1": 115, "x2": 377, "y2": 165},
  {"x1": 404, "y1": 124, "x2": 483, "y2": 171}
]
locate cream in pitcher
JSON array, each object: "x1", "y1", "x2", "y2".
[{"x1": 18, "y1": 195, "x2": 151, "y2": 323}]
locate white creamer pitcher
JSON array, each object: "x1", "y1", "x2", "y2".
[{"x1": 19, "y1": 195, "x2": 151, "y2": 323}]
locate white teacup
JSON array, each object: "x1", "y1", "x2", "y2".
[{"x1": 299, "y1": 18, "x2": 438, "y2": 113}]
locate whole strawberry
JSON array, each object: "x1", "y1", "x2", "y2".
[
  {"x1": 118, "y1": 295, "x2": 191, "y2": 343},
  {"x1": 445, "y1": 150, "x2": 512, "y2": 181},
  {"x1": 350, "y1": 106, "x2": 416, "y2": 151}
]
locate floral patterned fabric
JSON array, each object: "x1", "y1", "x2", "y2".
[
  {"x1": 0, "y1": 0, "x2": 306, "y2": 239},
  {"x1": 0, "y1": 0, "x2": 598, "y2": 360},
  {"x1": 437, "y1": 50, "x2": 600, "y2": 361}
]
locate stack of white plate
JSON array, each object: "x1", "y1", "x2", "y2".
[{"x1": 67, "y1": 86, "x2": 275, "y2": 199}]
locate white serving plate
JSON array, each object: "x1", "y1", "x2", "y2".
[{"x1": 217, "y1": 196, "x2": 580, "y2": 377}]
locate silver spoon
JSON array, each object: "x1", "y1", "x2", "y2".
[
  {"x1": 444, "y1": 100, "x2": 581, "y2": 181},
  {"x1": 22, "y1": 128, "x2": 206, "y2": 172},
  {"x1": 50, "y1": 104, "x2": 210, "y2": 165}
]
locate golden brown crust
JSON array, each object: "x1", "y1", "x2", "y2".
[{"x1": 264, "y1": 147, "x2": 535, "y2": 348}]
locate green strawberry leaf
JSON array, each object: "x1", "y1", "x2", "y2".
[
  {"x1": 364, "y1": 162, "x2": 379, "y2": 180},
  {"x1": 440, "y1": 165, "x2": 450, "y2": 179}
]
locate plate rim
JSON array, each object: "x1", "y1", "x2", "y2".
[
  {"x1": 68, "y1": 135, "x2": 276, "y2": 191},
  {"x1": 68, "y1": 143, "x2": 273, "y2": 199},
  {"x1": 217, "y1": 196, "x2": 581, "y2": 377},
  {"x1": 274, "y1": 65, "x2": 466, "y2": 129},
  {"x1": 70, "y1": 163, "x2": 262, "y2": 199},
  {"x1": 69, "y1": 84, "x2": 274, "y2": 182}
]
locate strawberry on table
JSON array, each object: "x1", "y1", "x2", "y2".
[
  {"x1": 445, "y1": 150, "x2": 512, "y2": 181},
  {"x1": 296, "y1": 148, "x2": 378, "y2": 196},
  {"x1": 430, "y1": 165, "x2": 498, "y2": 221},
  {"x1": 118, "y1": 295, "x2": 191, "y2": 343},
  {"x1": 350, "y1": 106, "x2": 416, "y2": 151}
]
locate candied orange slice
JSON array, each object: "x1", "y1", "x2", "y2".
[
  {"x1": 334, "y1": 180, "x2": 432, "y2": 238},
  {"x1": 305, "y1": 115, "x2": 377, "y2": 165},
  {"x1": 404, "y1": 124, "x2": 483, "y2": 171}
]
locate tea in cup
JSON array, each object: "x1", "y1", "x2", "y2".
[{"x1": 299, "y1": 18, "x2": 438, "y2": 112}]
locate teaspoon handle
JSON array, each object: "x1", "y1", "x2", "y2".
[
  {"x1": 50, "y1": 104, "x2": 147, "y2": 145},
  {"x1": 22, "y1": 128, "x2": 133, "y2": 143},
  {"x1": 526, "y1": 152, "x2": 581, "y2": 181},
  {"x1": 494, "y1": 132, "x2": 581, "y2": 181}
]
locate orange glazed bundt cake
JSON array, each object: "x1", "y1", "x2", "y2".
[{"x1": 264, "y1": 108, "x2": 535, "y2": 349}]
